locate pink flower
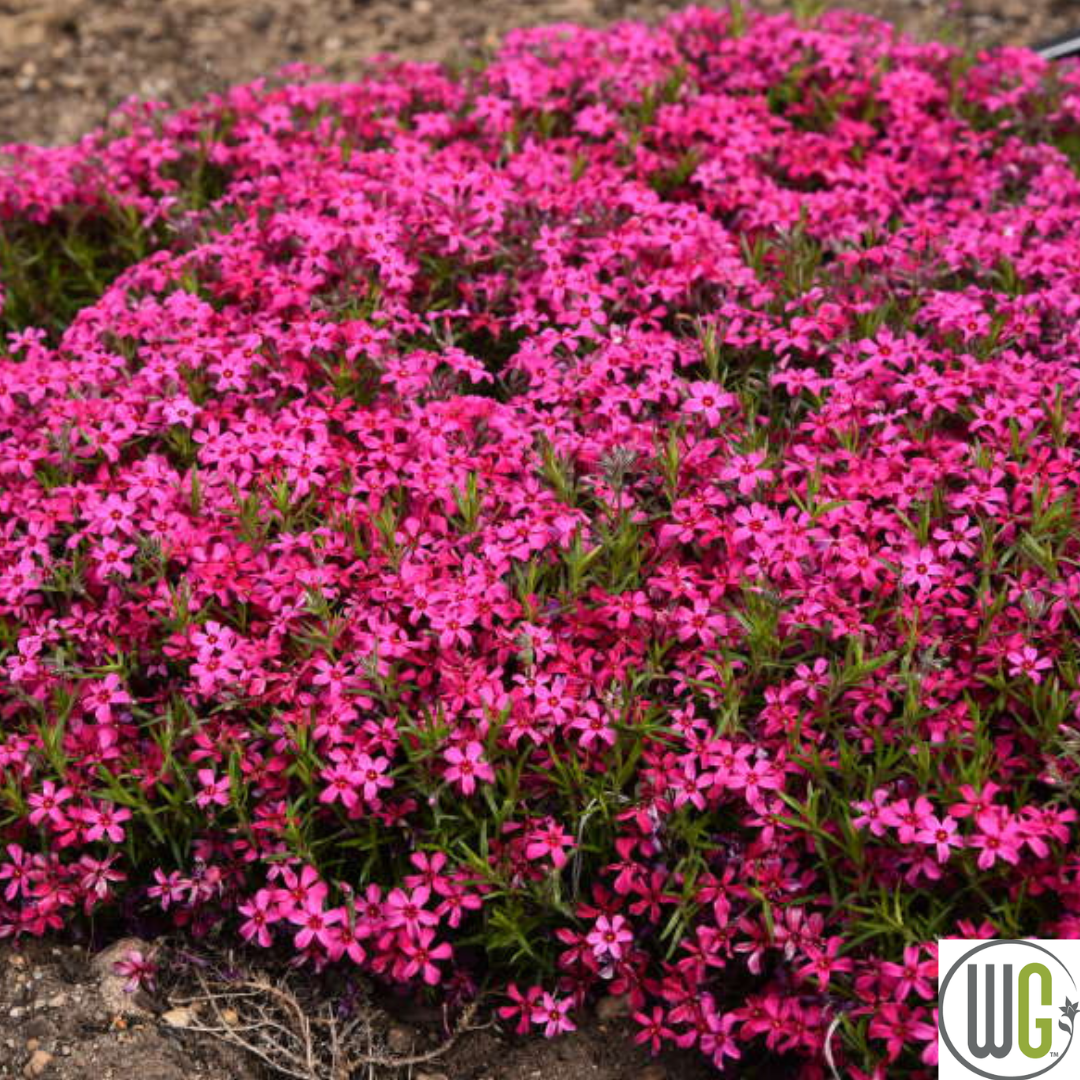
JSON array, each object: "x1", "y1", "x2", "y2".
[
  {"x1": 83, "y1": 674, "x2": 131, "y2": 723},
  {"x1": 326, "y1": 915, "x2": 368, "y2": 965},
  {"x1": 239, "y1": 889, "x2": 279, "y2": 948},
  {"x1": 353, "y1": 753, "x2": 394, "y2": 803},
  {"x1": 913, "y1": 1008, "x2": 939, "y2": 1066},
  {"x1": 273, "y1": 865, "x2": 328, "y2": 913},
  {"x1": 95, "y1": 538, "x2": 137, "y2": 579},
  {"x1": 195, "y1": 769, "x2": 231, "y2": 809},
  {"x1": 443, "y1": 741, "x2": 495, "y2": 796},
  {"x1": 28, "y1": 781, "x2": 73, "y2": 828},
  {"x1": 880, "y1": 796, "x2": 935, "y2": 844},
  {"x1": 531, "y1": 993, "x2": 576, "y2": 1037},
  {"x1": 525, "y1": 820, "x2": 575, "y2": 869},
  {"x1": 899, "y1": 547, "x2": 943, "y2": 591},
  {"x1": 287, "y1": 895, "x2": 341, "y2": 950},
  {"x1": 586, "y1": 914, "x2": 633, "y2": 962},
  {"x1": 81, "y1": 803, "x2": 132, "y2": 844},
  {"x1": 851, "y1": 789, "x2": 891, "y2": 838},
  {"x1": 500, "y1": 983, "x2": 543, "y2": 1035},
  {"x1": 914, "y1": 814, "x2": 963, "y2": 863},
  {"x1": 970, "y1": 811, "x2": 1024, "y2": 870},
  {"x1": 1018, "y1": 804, "x2": 1076, "y2": 853},
  {"x1": 400, "y1": 927, "x2": 453, "y2": 985},
  {"x1": 91, "y1": 495, "x2": 136, "y2": 536},
  {"x1": 683, "y1": 381, "x2": 736, "y2": 427},
  {"x1": 868, "y1": 1004, "x2": 920, "y2": 1063},
  {"x1": 76, "y1": 854, "x2": 125, "y2": 909},
  {"x1": 0, "y1": 844, "x2": 35, "y2": 901},
  {"x1": 384, "y1": 886, "x2": 438, "y2": 937},
  {"x1": 932, "y1": 515, "x2": 979, "y2": 557},
  {"x1": 881, "y1": 945, "x2": 937, "y2": 1001},
  {"x1": 700, "y1": 998, "x2": 741, "y2": 1071},
  {"x1": 795, "y1": 936, "x2": 853, "y2": 991},
  {"x1": 163, "y1": 396, "x2": 198, "y2": 427},
  {"x1": 568, "y1": 706, "x2": 616, "y2": 750},
  {"x1": 112, "y1": 949, "x2": 158, "y2": 993},
  {"x1": 633, "y1": 1006, "x2": 675, "y2": 1055},
  {"x1": 319, "y1": 763, "x2": 361, "y2": 811},
  {"x1": 1006, "y1": 645, "x2": 1052, "y2": 684},
  {"x1": 949, "y1": 783, "x2": 1002, "y2": 828},
  {"x1": 720, "y1": 450, "x2": 772, "y2": 494},
  {"x1": 608, "y1": 589, "x2": 652, "y2": 630}
]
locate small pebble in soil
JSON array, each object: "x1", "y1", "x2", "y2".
[
  {"x1": 161, "y1": 1006, "x2": 195, "y2": 1028},
  {"x1": 23, "y1": 1049, "x2": 54, "y2": 1078},
  {"x1": 596, "y1": 993, "x2": 630, "y2": 1021}
]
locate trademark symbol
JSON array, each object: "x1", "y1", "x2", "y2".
[{"x1": 1052, "y1": 1052, "x2": 1059, "y2": 1057}]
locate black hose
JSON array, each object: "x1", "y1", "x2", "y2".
[{"x1": 1033, "y1": 29, "x2": 1080, "y2": 60}]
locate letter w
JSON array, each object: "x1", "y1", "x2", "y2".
[{"x1": 968, "y1": 964, "x2": 1013, "y2": 1059}]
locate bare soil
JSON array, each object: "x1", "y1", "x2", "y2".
[
  {"x1": 2, "y1": 1, "x2": 1078, "y2": 1077},
  {"x1": 0, "y1": 1, "x2": 1078, "y2": 145},
  {"x1": 0, "y1": 937, "x2": 716, "y2": 1080}
]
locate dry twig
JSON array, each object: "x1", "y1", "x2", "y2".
[{"x1": 169, "y1": 969, "x2": 483, "y2": 1080}]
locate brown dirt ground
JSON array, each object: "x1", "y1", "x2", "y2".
[
  {"x1": 0, "y1": 1, "x2": 1078, "y2": 145},
  {"x1": 0, "y1": 937, "x2": 717, "y2": 1080},
  {"x1": 1, "y1": 0, "x2": 1078, "y2": 1077}
]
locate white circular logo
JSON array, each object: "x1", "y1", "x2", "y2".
[{"x1": 939, "y1": 940, "x2": 1077, "y2": 1079}]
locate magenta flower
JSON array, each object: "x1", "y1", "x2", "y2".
[
  {"x1": 0, "y1": 844, "x2": 35, "y2": 901},
  {"x1": 194, "y1": 769, "x2": 231, "y2": 809},
  {"x1": 969, "y1": 811, "x2": 1025, "y2": 871},
  {"x1": 851, "y1": 789, "x2": 891, "y2": 838},
  {"x1": 287, "y1": 896, "x2": 341, "y2": 950},
  {"x1": 273, "y1": 865, "x2": 328, "y2": 913},
  {"x1": 1006, "y1": 645, "x2": 1053, "y2": 684},
  {"x1": 869, "y1": 1004, "x2": 921, "y2": 1064},
  {"x1": 524, "y1": 820, "x2": 575, "y2": 870},
  {"x1": 112, "y1": 949, "x2": 158, "y2": 994},
  {"x1": 353, "y1": 753, "x2": 394, "y2": 803},
  {"x1": 80, "y1": 803, "x2": 132, "y2": 844},
  {"x1": 531, "y1": 993, "x2": 576, "y2": 1038},
  {"x1": 683, "y1": 381, "x2": 735, "y2": 427},
  {"x1": 913, "y1": 814, "x2": 963, "y2": 864},
  {"x1": 899, "y1": 546, "x2": 943, "y2": 592},
  {"x1": 633, "y1": 1005, "x2": 675, "y2": 1055},
  {"x1": 443, "y1": 741, "x2": 495, "y2": 796},
  {"x1": 586, "y1": 913, "x2": 633, "y2": 962},
  {"x1": 881, "y1": 945, "x2": 937, "y2": 1002},
  {"x1": 238, "y1": 889, "x2": 279, "y2": 948},
  {"x1": 76, "y1": 854, "x2": 125, "y2": 909},
  {"x1": 720, "y1": 450, "x2": 773, "y2": 495},
  {"x1": 949, "y1": 783, "x2": 1003, "y2": 828},
  {"x1": 384, "y1": 886, "x2": 438, "y2": 937},
  {"x1": 795, "y1": 936, "x2": 853, "y2": 992},
  {"x1": 880, "y1": 796, "x2": 936, "y2": 844},
  {"x1": 400, "y1": 927, "x2": 453, "y2": 985},
  {"x1": 500, "y1": 983, "x2": 544, "y2": 1035},
  {"x1": 28, "y1": 781, "x2": 73, "y2": 829}
]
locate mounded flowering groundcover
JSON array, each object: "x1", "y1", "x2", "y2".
[{"x1": 3, "y1": 4, "x2": 1080, "y2": 1075}]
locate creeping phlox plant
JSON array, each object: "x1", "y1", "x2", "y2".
[{"x1": 3, "y1": 4, "x2": 1080, "y2": 1076}]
